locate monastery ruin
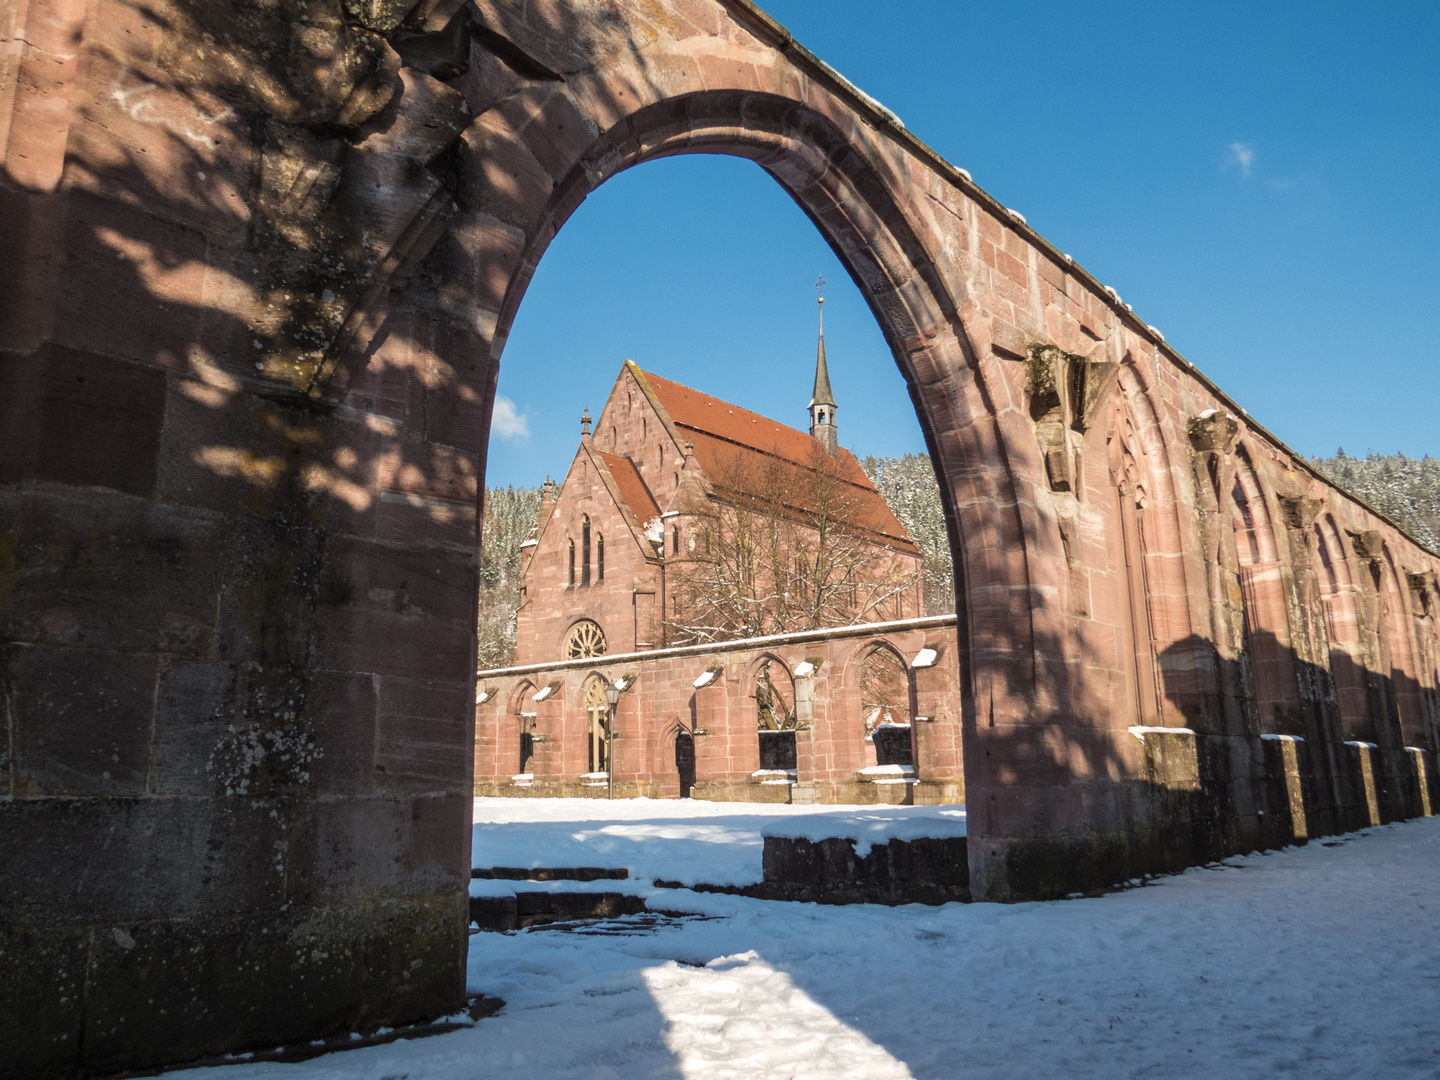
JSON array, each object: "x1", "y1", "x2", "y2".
[{"x1": 2, "y1": 0, "x2": 1438, "y2": 1072}]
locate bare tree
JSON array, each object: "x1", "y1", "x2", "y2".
[
  {"x1": 477, "y1": 485, "x2": 542, "y2": 667},
  {"x1": 666, "y1": 443, "x2": 920, "y2": 644}
]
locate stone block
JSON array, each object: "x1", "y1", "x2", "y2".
[
  {"x1": 4, "y1": 487, "x2": 225, "y2": 659},
  {"x1": 376, "y1": 676, "x2": 474, "y2": 792},
  {"x1": 0, "y1": 921, "x2": 88, "y2": 1078},
  {"x1": 0, "y1": 797, "x2": 287, "y2": 927},
  {"x1": 6, "y1": 646, "x2": 157, "y2": 797},
  {"x1": 69, "y1": 48, "x2": 253, "y2": 242},
  {"x1": 51, "y1": 193, "x2": 209, "y2": 369},
  {"x1": 3, "y1": 345, "x2": 166, "y2": 495}
]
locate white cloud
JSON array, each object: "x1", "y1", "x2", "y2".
[
  {"x1": 491, "y1": 395, "x2": 529, "y2": 440},
  {"x1": 1228, "y1": 141, "x2": 1255, "y2": 177}
]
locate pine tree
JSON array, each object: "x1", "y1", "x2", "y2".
[
  {"x1": 859, "y1": 453, "x2": 956, "y2": 615},
  {"x1": 1311, "y1": 451, "x2": 1440, "y2": 554}
]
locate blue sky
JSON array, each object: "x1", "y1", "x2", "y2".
[{"x1": 484, "y1": 0, "x2": 1439, "y2": 489}]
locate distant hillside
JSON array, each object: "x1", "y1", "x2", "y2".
[
  {"x1": 1310, "y1": 451, "x2": 1440, "y2": 554},
  {"x1": 860, "y1": 454, "x2": 956, "y2": 615}
]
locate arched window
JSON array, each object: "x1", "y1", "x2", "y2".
[
  {"x1": 568, "y1": 538, "x2": 575, "y2": 586},
  {"x1": 658, "y1": 444, "x2": 664, "y2": 470},
  {"x1": 583, "y1": 677, "x2": 610, "y2": 774},
  {"x1": 861, "y1": 646, "x2": 912, "y2": 766},
  {"x1": 512, "y1": 683, "x2": 537, "y2": 777},
  {"x1": 597, "y1": 534, "x2": 605, "y2": 582},
  {"x1": 671, "y1": 525, "x2": 680, "y2": 555},
  {"x1": 755, "y1": 659, "x2": 797, "y2": 771},
  {"x1": 582, "y1": 515, "x2": 591, "y2": 586}
]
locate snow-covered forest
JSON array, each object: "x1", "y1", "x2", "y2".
[
  {"x1": 476, "y1": 485, "x2": 543, "y2": 667},
  {"x1": 1310, "y1": 450, "x2": 1440, "y2": 554}
]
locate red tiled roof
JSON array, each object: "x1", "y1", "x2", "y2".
[
  {"x1": 637, "y1": 369, "x2": 919, "y2": 555},
  {"x1": 597, "y1": 450, "x2": 660, "y2": 525}
]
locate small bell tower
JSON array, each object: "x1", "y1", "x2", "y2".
[{"x1": 808, "y1": 276, "x2": 838, "y2": 455}]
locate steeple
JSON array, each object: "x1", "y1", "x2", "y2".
[{"x1": 808, "y1": 277, "x2": 838, "y2": 454}]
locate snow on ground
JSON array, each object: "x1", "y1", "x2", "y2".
[
  {"x1": 173, "y1": 810, "x2": 1440, "y2": 1080},
  {"x1": 471, "y1": 797, "x2": 967, "y2": 887}
]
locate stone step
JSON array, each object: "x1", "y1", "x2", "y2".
[
  {"x1": 471, "y1": 866, "x2": 629, "y2": 881},
  {"x1": 470, "y1": 891, "x2": 648, "y2": 932}
]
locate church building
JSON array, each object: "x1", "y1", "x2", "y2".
[{"x1": 474, "y1": 306, "x2": 965, "y2": 803}]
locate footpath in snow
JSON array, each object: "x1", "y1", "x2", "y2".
[{"x1": 172, "y1": 807, "x2": 1440, "y2": 1080}]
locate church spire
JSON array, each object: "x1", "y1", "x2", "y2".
[{"x1": 808, "y1": 276, "x2": 838, "y2": 454}]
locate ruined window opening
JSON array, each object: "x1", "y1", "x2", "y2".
[
  {"x1": 675, "y1": 731, "x2": 695, "y2": 798},
  {"x1": 582, "y1": 515, "x2": 591, "y2": 586},
  {"x1": 513, "y1": 687, "x2": 538, "y2": 777},
  {"x1": 754, "y1": 659, "x2": 798, "y2": 771},
  {"x1": 568, "y1": 539, "x2": 575, "y2": 586},
  {"x1": 861, "y1": 646, "x2": 912, "y2": 766},
  {"x1": 758, "y1": 729, "x2": 797, "y2": 771},
  {"x1": 597, "y1": 534, "x2": 604, "y2": 582}
]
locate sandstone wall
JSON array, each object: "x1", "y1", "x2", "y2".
[{"x1": 475, "y1": 615, "x2": 966, "y2": 803}]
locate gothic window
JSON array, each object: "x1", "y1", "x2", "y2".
[
  {"x1": 582, "y1": 515, "x2": 591, "y2": 586},
  {"x1": 565, "y1": 620, "x2": 607, "y2": 659},
  {"x1": 861, "y1": 647, "x2": 913, "y2": 766},
  {"x1": 568, "y1": 539, "x2": 575, "y2": 586},
  {"x1": 671, "y1": 525, "x2": 680, "y2": 555},
  {"x1": 583, "y1": 677, "x2": 610, "y2": 773},
  {"x1": 755, "y1": 660, "x2": 798, "y2": 771},
  {"x1": 597, "y1": 534, "x2": 605, "y2": 582}
]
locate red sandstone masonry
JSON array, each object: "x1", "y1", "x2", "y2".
[{"x1": 476, "y1": 616, "x2": 965, "y2": 804}]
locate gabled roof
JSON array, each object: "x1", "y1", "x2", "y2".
[
  {"x1": 627, "y1": 366, "x2": 918, "y2": 556},
  {"x1": 597, "y1": 450, "x2": 660, "y2": 525}
]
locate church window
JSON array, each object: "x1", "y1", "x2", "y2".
[
  {"x1": 671, "y1": 525, "x2": 680, "y2": 555},
  {"x1": 597, "y1": 534, "x2": 605, "y2": 582},
  {"x1": 658, "y1": 445, "x2": 664, "y2": 470},
  {"x1": 565, "y1": 620, "x2": 607, "y2": 659},
  {"x1": 581, "y1": 515, "x2": 592, "y2": 586},
  {"x1": 642, "y1": 417, "x2": 647, "y2": 439},
  {"x1": 568, "y1": 539, "x2": 575, "y2": 585}
]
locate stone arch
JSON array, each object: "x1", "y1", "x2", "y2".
[
  {"x1": 854, "y1": 641, "x2": 914, "y2": 767},
  {"x1": 1315, "y1": 513, "x2": 1370, "y2": 738},
  {"x1": 1113, "y1": 364, "x2": 1199, "y2": 678},
  {"x1": 438, "y1": 86, "x2": 1050, "y2": 720},
  {"x1": 511, "y1": 680, "x2": 538, "y2": 776},
  {"x1": 1104, "y1": 389, "x2": 1162, "y2": 727},
  {"x1": 580, "y1": 673, "x2": 611, "y2": 774},
  {"x1": 1378, "y1": 543, "x2": 1427, "y2": 748},
  {"x1": 1227, "y1": 443, "x2": 1294, "y2": 733},
  {"x1": 664, "y1": 720, "x2": 696, "y2": 798}
]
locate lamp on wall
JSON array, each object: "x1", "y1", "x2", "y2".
[{"x1": 604, "y1": 680, "x2": 621, "y2": 800}]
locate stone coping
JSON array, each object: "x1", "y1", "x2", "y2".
[{"x1": 476, "y1": 614, "x2": 960, "y2": 681}]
